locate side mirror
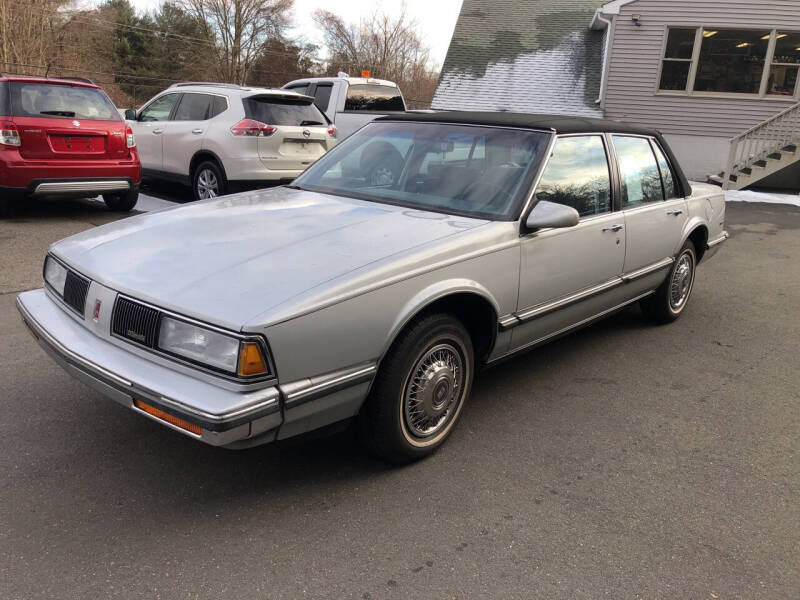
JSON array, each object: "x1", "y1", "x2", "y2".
[
  {"x1": 124, "y1": 109, "x2": 137, "y2": 120},
  {"x1": 525, "y1": 200, "x2": 579, "y2": 230}
]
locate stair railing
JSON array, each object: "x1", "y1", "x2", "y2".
[{"x1": 723, "y1": 101, "x2": 800, "y2": 190}]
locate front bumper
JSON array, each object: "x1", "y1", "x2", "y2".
[{"x1": 16, "y1": 289, "x2": 281, "y2": 447}]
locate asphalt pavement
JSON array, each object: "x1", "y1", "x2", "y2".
[{"x1": 0, "y1": 199, "x2": 798, "y2": 599}]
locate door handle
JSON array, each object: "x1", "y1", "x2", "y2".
[
  {"x1": 602, "y1": 224, "x2": 624, "y2": 232},
  {"x1": 667, "y1": 209, "x2": 683, "y2": 216},
  {"x1": 153, "y1": 129, "x2": 164, "y2": 135},
  {"x1": 192, "y1": 129, "x2": 204, "y2": 135}
]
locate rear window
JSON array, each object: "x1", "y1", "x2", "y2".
[
  {"x1": 243, "y1": 97, "x2": 327, "y2": 126},
  {"x1": 9, "y1": 82, "x2": 121, "y2": 121},
  {"x1": 345, "y1": 84, "x2": 404, "y2": 112}
]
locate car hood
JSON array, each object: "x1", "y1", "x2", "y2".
[{"x1": 51, "y1": 187, "x2": 488, "y2": 330}]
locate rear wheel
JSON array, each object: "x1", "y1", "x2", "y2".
[
  {"x1": 192, "y1": 161, "x2": 226, "y2": 200},
  {"x1": 103, "y1": 186, "x2": 139, "y2": 212},
  {"x1": 641, "y1": 239, "x2": 697, "y2": 324},
  {"x1": 360, "y1": 313, "x2": 474, "y2": 464}
]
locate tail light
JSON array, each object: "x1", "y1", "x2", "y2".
[
  {"x1": 0, "y1": 121, "x2": 21, "y2": 147},
  {"x1": 327, "y1": 124, "x2": 338, "y2": 138},
  {"x1": 125, "y1": 126, "x2": 135, "y2": 148},
  {"x1": 231, "y1": 119, "x2": 276, "y2": 137}
]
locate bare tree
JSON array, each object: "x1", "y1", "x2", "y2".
[
  {"x1": 313, "y1": 6, "x2": 440, "y2": 108},
  {"x1": 180, "y1": 0, "x2": 293, "y2": 84},
  {"x1": 0, "y1": 0, "x2": 66, "y2": 74}
]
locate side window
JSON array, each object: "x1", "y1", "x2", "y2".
[
  {"x1": 651, "y1": 141, "x2": 677, "y2": 199},
  {"x1": 209, "y1": 96, "x2": 227, "y2": 119},
  {"x1": 313, "y1": 83, "x2": 333, "y2": 112},
  {"x1": 612, "y1": 136, "x2": 664, "y2": 207},
  {"x1": 173, "y1": 93, "x2": 212, "y2": 121},
  {"x1": 139, "y1": 93, "x2": 179, "y2": 122},
  {"x1": 345, "y1": 84, "x2": 404, "y2": 111},
  {"x1": 286, "y1": 84, "x2": 309, "y2": 95},
  {"x1": 535, "y1": 136, "x2": 611, "y2": 217}
]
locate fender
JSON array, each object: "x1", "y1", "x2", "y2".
[
  {"x1": 190, "y1": 149, "x2": 228, "y2": 181},
  {"x1": 379, "y1": 278, "x2": 502, "y2": 361},
  {"x1": 678, "y1": 216, "x2": 707, "y2": 254}
]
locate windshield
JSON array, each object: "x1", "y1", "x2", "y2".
[
  {"x1": 293, "y1": 121, "x2": 550, "y2": 220},
  {"x1": 9, "y1": 82, "x2": 121, "y2": 121}
]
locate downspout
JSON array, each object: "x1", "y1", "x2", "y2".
[{"x1": 594, "y1": 11, "x2": 614, "y2": 108}]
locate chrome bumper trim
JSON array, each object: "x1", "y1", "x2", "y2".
[
  {"x1": 33, "y1": 180, "x2": 130, "y2": 195},
  {"x1": 16, "y1": 295, "x2": 279, "y2": 433},
  {"x1": 282, "y1": 364, "x2": 377, "y2": 408},
  {"x1": 516, "y1": 277, "x2": 622, "y2": 323},
  {"x1": 707, "y1": 231, "x2": 729, "y2": 249}
]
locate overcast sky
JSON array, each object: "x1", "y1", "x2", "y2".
[{"x1": 122, "y1": 0, "x2": 463, "y2": 68}]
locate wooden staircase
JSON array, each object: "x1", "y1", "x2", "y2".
[{"x1": 708, "y1": 102, "x2": 800, "y2": 190}]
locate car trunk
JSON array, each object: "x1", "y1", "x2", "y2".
[
  {"x1": 14, "y1": 116, "x2": 129, "y2": 161},
  {"x1": 243, "y1": 93, "x2": 331, "y2": 171}
]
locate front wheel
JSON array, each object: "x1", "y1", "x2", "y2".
[
  {"x1": 103, "y1": 186, "x2": 139, "y2": 211},
  {"x1": 641, "y1": 239, "x2": 697, "y2": 324},
  {"x1": 360, "y1": 313, "x2": 474, "y2": 464}
]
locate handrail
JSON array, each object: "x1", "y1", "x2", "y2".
[{"x1": 732, "y1": 101, "x2": 800, "y2": 141}]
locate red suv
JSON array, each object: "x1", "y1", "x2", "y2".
[{"x1": 0, "y1": 75, "x2": 141, "y2": 214}]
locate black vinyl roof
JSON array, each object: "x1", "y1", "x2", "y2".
[{"x1": 377, "y1": 111, "x2": 659, "y2": 136}]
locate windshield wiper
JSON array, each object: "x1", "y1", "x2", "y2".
[
  {"x1": 40, "y1": 110, "x2": 76, "y2": 117},
  {"x1": 299, "y1": 120, "x2": 323, "y2": 126}
]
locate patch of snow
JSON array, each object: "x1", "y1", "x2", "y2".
[{"x1": 725, "y1": 190, "x2": 800, "y2": 207}]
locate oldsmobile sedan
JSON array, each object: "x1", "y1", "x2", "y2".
[{"x1": 17, "y1": 112, "x2": 728, "y2": 463}]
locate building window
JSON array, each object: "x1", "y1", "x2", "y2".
[{"x1": 658, "y1": 28, "x2": 800, "y2": 99}]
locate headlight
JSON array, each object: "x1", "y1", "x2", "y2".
[
  {"x1": 44, "y1": 256, "x2": 68, "y2": 295},
  {"x1": 157, "y1": 316, "x2": 269, "y2": 377}
]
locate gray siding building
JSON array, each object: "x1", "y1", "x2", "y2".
[{"x1": 434, "y1": 0, "x2": 800, "y2": 187}]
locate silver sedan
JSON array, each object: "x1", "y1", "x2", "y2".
[{"x1": 17, "y1": 112, "x2": 727, "y2": 463}]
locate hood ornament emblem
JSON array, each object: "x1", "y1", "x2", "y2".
[
  {"x1": 72, "y1": 120, "x2": 81, "y2": 127},
  {"x1": 302, "y1": 129, "x2": 311, "y2": 139}
]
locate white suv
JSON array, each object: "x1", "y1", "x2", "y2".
[{"x1": 127, "y1": 83, "x2": 337, "y2": 199}]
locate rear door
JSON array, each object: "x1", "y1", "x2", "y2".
[
  {"x1": 243, "y1": 94, "x2": 331, "y2": 171},
  {"x1": 8, "y1": 81, "x2": 129, "y2": 162},
  {"x1": 610, "y1": 135, "x2": 688, "y2": 278},
  {"x1": 132, "y1": 92, "x2": 180, "y2": 171},
  {"x1": 162, "y1": 92, "x2": 223, "y2": 176}
]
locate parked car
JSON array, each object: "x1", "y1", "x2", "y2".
[
  {"x1": 282, "y1": 73, "x2": 406, "y2": 140},
  {"x1": 0, "y1": 74, "x2": 140, "y2": 214},
  {"x1": 127, "y1": 83, "x2": 337, "y2": 200},
  {"x1": 17, "y1": 112, "x2": 728, "y2": 463}
]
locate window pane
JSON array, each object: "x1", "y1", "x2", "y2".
[
  {"x1": 345, "y1": 84, "x2": 404, "y2": 111},
  {"x1": 664, "y1": 28, "x2": 697, "y2": 59},
  {"x1": 535, "y1": 136, "x2": 611, "y2": 217},
  {"x1": 659, "y1": 61, "x2": 691, "y2": 91},
  {"x1": 773, "y1": 32, "x2": 800, "y2": 64},
  {"x1": 652, "y1": 142, "x2": 677, "y2": 199},
  {"x1": 173, "y1": 93, "x2": 211, "y2": 121},
  {"x1": 10, "y1": 82, "x2": 121, "y2": 121},
  {"x1": 139, "y1": 94, "x2": 179, "y2": 121},
  {"x1": 613, "y1": 136, "x2": 664, "y2": 207},
  {"x1": 695, "y1": 29, "x2": 770, "y2": 94},
  {"x1": 243, "y1": 97, "x2": 326, "y2": 126},
  {"x1": 767, "y1": 65, "x2": 799, "y2": 96},
  {"x1": 209, "y1": 96, "x2": 227, "y2": 118},
  {"x1": 287, "y1": 84, "x2": 309, "y2": 95},
  {"x1": 313, "y1": 84, "x2": 333, "y2": 112}
]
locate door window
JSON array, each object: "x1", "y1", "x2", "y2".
[
  {"x1": 613, "y1": 136, "x2": 664, "y2": 207},
  {"x1": 173, "y1": 93, "x2": 213, "y2": 121},
  {"x1": 652, "y1": 142, "x2": 677, "y2": 199},
  {"x1": 313, "y1": 84, "x2": 333, "y2": 112},
  {"x1": 534, "y1": 136, "x2": 611, "y2": 217},
  {"x1": 209, "y1": 95, "x2": 227, "y2": 118},
  {"x1": 286, "y1": 84, "x2": 309, "y2": 95},
  {"x1": 139, "y1": 93, "x2": 179, "y2": 121}
]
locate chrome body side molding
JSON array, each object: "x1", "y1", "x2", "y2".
[
  {"x1": 621, "y1": 257, "x2": 674, "y2": 282},
  {"x1": 707, "y1": 231, "x2": 729, "y2": 248},
  {"x1": 281, "y1": 363, "x2": 377, "y2": 408}
]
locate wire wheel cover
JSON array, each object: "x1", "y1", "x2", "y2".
[
  {"x1": 670, "y1": 252, "x2": 694, "y2": 310},
  {"x1": 403, "y1": 343, "x2": 464, "y2": 438}
]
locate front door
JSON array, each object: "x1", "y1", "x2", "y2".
[
  {"x1": 132, "y1": 92, "x2": 180, "y2": 172},
  {"x1": 512, "y1": 135, "x2": 627, "y2": 351},
  {"x1": 611, "y1": 135, "x2": 688, "y2": 279}
]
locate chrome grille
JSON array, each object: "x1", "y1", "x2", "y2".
[
  {"x1": 62, "y1": 271, "x2": 90, "y2": 315},
  {"x1": 112, "y1": 297, "x2": 160, "y2": 348}
]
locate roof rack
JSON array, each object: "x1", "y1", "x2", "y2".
[
  {"x1": 0, "y1": 73, "x2": 95, "y2": 85},
  {"x1": 168, "y1": 82, "x2": 243, "y2": 89}
]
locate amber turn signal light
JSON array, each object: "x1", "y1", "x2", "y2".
[
  {"x1": 134, "y1": 399, "x2": 202, "y2": 436},
  {"x1": 237, "y1": 342, "x2": 268, "y2": 377}
]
